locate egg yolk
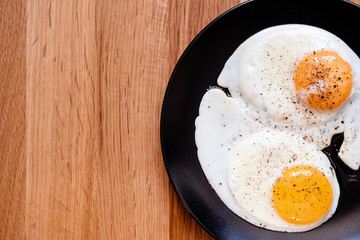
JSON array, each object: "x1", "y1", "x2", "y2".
[
  {"x1": 294, "y1": 51, "x2": 352, "y2": 110},
  {"x1": 272, "y1": 165, "x2": 333, "y2": 225}
]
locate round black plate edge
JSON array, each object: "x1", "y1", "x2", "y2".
[{"x1": 159, "y1": 1, "x2": 255, "y2": 239}]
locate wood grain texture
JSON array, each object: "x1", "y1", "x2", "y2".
[
  {"x1": 95, "y1": 0, "x2": 171, "y2": 239},
  {"x1": 26, "y1": 1, "x2": 99, "y2": 239},
  {"x1": 1, "y1": 0, "x2": 360, "y2": 239},
  {"x1": 0, "y1": 1, "x2": 26, "y2": 239}
]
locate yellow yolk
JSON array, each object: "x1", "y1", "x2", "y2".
[
  {"x1": 294, "y1": 51, "x2": 352, "y2": 110},
  {"x1": 272, "y1": 165, "x2": 333, "y2": 225}
]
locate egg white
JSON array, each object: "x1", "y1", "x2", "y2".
[
  {"x1": 228, "y1": 130, "x2": 339, "y2": 232},
  {"x1": 195, "y1": 89, "x2": 340, "y2": 232},
  {"x1": 217, "y1": 24, "x2": 360, "y2": 170}
]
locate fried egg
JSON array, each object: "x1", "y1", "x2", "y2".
[
  {"x1": 195, "y1": 89, "x2": 339, "y2": 232},
  {"x1": 217, "y1": 24, "x2": 360, "y2": 170},
  {"x1": 228, "y1": 130, "x2": 339, "y2": 232}
]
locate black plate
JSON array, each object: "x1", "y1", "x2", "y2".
[{"x1": 160, "y1": 0, "x2": 360, "y2": 239}]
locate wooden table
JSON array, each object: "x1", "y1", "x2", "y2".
[{"x1": 1, "y1": 0, "x2": 360, "y2": 239}]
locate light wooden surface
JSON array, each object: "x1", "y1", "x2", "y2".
[{"x1": 1, "y1": 0, "x2": 360, "y2": 239}]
